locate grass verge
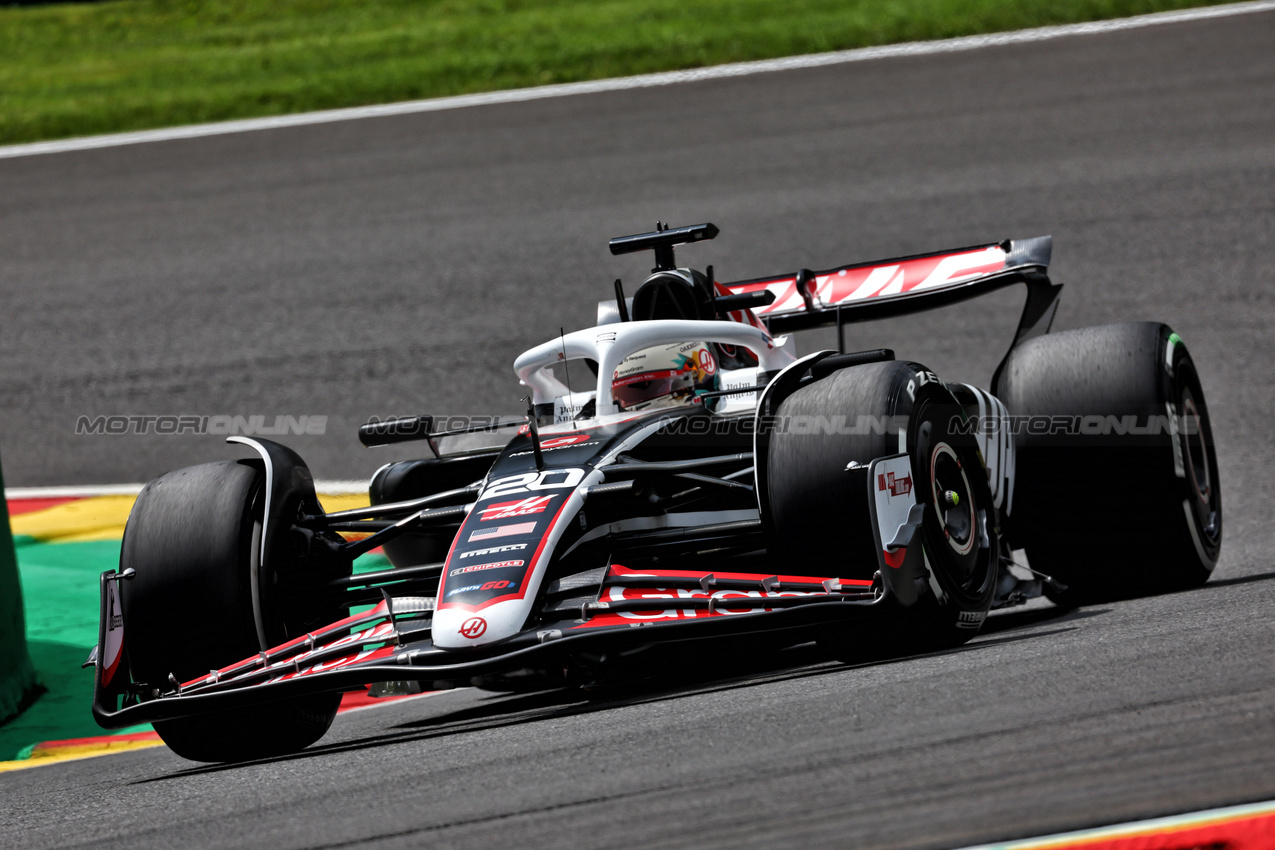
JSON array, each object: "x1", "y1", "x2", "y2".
[{"x1": 0, "y1": 0, "x2": 1232, "y2": 146}]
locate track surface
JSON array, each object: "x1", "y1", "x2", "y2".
[{"x1": 2, "y1": 10, "x2": 1274, "y2": 849}]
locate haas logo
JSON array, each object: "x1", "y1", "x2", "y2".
[
  {"x1": 480, "y1": 496, "x2": 554, "y2": 521},
  {"x1": 878, "y1": 471, "x2": 912, "y2": 497},
  {"x1": 459, "y1": 617, "x2": 487, "y2": 639}
]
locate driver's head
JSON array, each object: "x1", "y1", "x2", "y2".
[{"x1": 611, "y1": 342, "x2": 718, "y2": 411}]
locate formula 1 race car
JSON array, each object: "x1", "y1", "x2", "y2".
[{"x1": 89, "y1": 223, "x2": 1222, "y2": 762}]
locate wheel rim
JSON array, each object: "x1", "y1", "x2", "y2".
[
  {"x1": 1181, "y1": 393, "x2": 1211, "y2": 505},
  {"x1": 929, "y1": 442, "x2": 976, "y2": 560},
  {"x1": 915, "y1": 404, "x2": 994, "y2": 602},
  {"x1": 1179, "y1": 385, "x2": 1221, "y2": 545}
]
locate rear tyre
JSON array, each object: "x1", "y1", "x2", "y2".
[
  {"x1": 767, "y1": 361, "x2": 998, "y2": 658},
  {"x1": 995, "y1": 322, "x2": 1221, "y2": 604},
  {"x1": 120, "y1": 460, "x2": 342, "y2": 762}
]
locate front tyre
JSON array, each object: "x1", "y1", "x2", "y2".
[{"x1": 120, "y1": 460, "x2": 342, "y2": 762}]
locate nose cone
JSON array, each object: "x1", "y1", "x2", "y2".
[{"x1": 432, "y1": 600, "x2": 530, "y2": 650}]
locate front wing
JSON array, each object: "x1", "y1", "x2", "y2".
[
  {"x1": 93, "y1": 566, "x2": 903, "y2": 727},
  {"x1": 93, "y1": 456, "x2": 930, "y2": 728}
]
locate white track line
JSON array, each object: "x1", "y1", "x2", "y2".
[
  {"x1": 5, "y1": 480, "x2": 368, "y2": 500},
  {"x1": 1, "y1": 1, "x2": 1272, "y2": 161},
  {"x1": 5, "y1": 484, "x2": 146, "y2": 499},
  {"x1": 956, "y1": 798, "x2": 1275, "y2": 849}
]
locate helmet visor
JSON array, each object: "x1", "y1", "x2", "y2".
[{"x1": 612, "y1": 370, "x2": 687, "y2": 410}]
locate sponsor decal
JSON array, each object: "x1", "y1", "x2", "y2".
[
  {"x1": 480, "y1": 496, "x2": 555, "y2": 521},
  {"x1": 469, "y1": 522, "x2": 537, "y2": 542},
  {"x1": 871, "y1": 454, "x2": 919, "y2": 573},
  {"x1": 552, "y1": 395, "x2": 594, "y2": 424},
  {"x1": 510, "y1": 439, "x2": 599, "y2": 457},
  {"x1": 691, "y1": 346, "x2": 715, "y2": 377},
  {"x1": 459, "y1": 617, "x2": 488, "y2": 639},
  {"x1": 459, "y1": 542, "x2": 529, "y2": 559},
  {"x1": 878, "y1": 470, "x2": 912, "y2": 497},
  {"x1": 448, "y1": 580, "x2": 516, "y2": 598},
  {"x1": 440, "y1": 467, "x2": 582, "y2": 613},
  {"x1": 613, "y1": 370, "x2": 668, "y2": 387},
  {"x1": 570, "y1": 566, "x2": 875, "y2": 628},
  {"x1": 449, "y1": 560, "x2": 524, "y2": 576},
  {"x1": 539, "y1": 434, "x2": 592, "y2": 449},
  {"x1": 595, "y1": 586, "x2": 812, "y2": 623}
]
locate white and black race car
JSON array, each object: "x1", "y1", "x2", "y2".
[{"x1": 89, "y1": 223, "x2": 1222, "y2": 762}]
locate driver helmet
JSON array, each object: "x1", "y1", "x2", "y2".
[{"x1": 611, "y1": 342, "x2": 719, "y2": 411}]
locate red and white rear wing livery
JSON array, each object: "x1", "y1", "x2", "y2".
[{"x1": 720, "y1": 236, "x2": 1052, "y2": 334}]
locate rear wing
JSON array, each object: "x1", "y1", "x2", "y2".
[{"x1": 721, "y1": 235, "x2": 1057, "y2": 337}]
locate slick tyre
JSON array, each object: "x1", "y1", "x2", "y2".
[
  {"x1": 120, "y1": 460, "x2": 340, "y2": 763},
  {"x1": 994, "y1": 322, "x2": 1221, "y2": 604},
  {"x1": 767, "y1": 360, "x2": 998, "y2": 657}
]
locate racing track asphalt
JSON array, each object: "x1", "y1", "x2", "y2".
[{"x1": 2, "y1": 8, "x2": 1274, "y2": 849}]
